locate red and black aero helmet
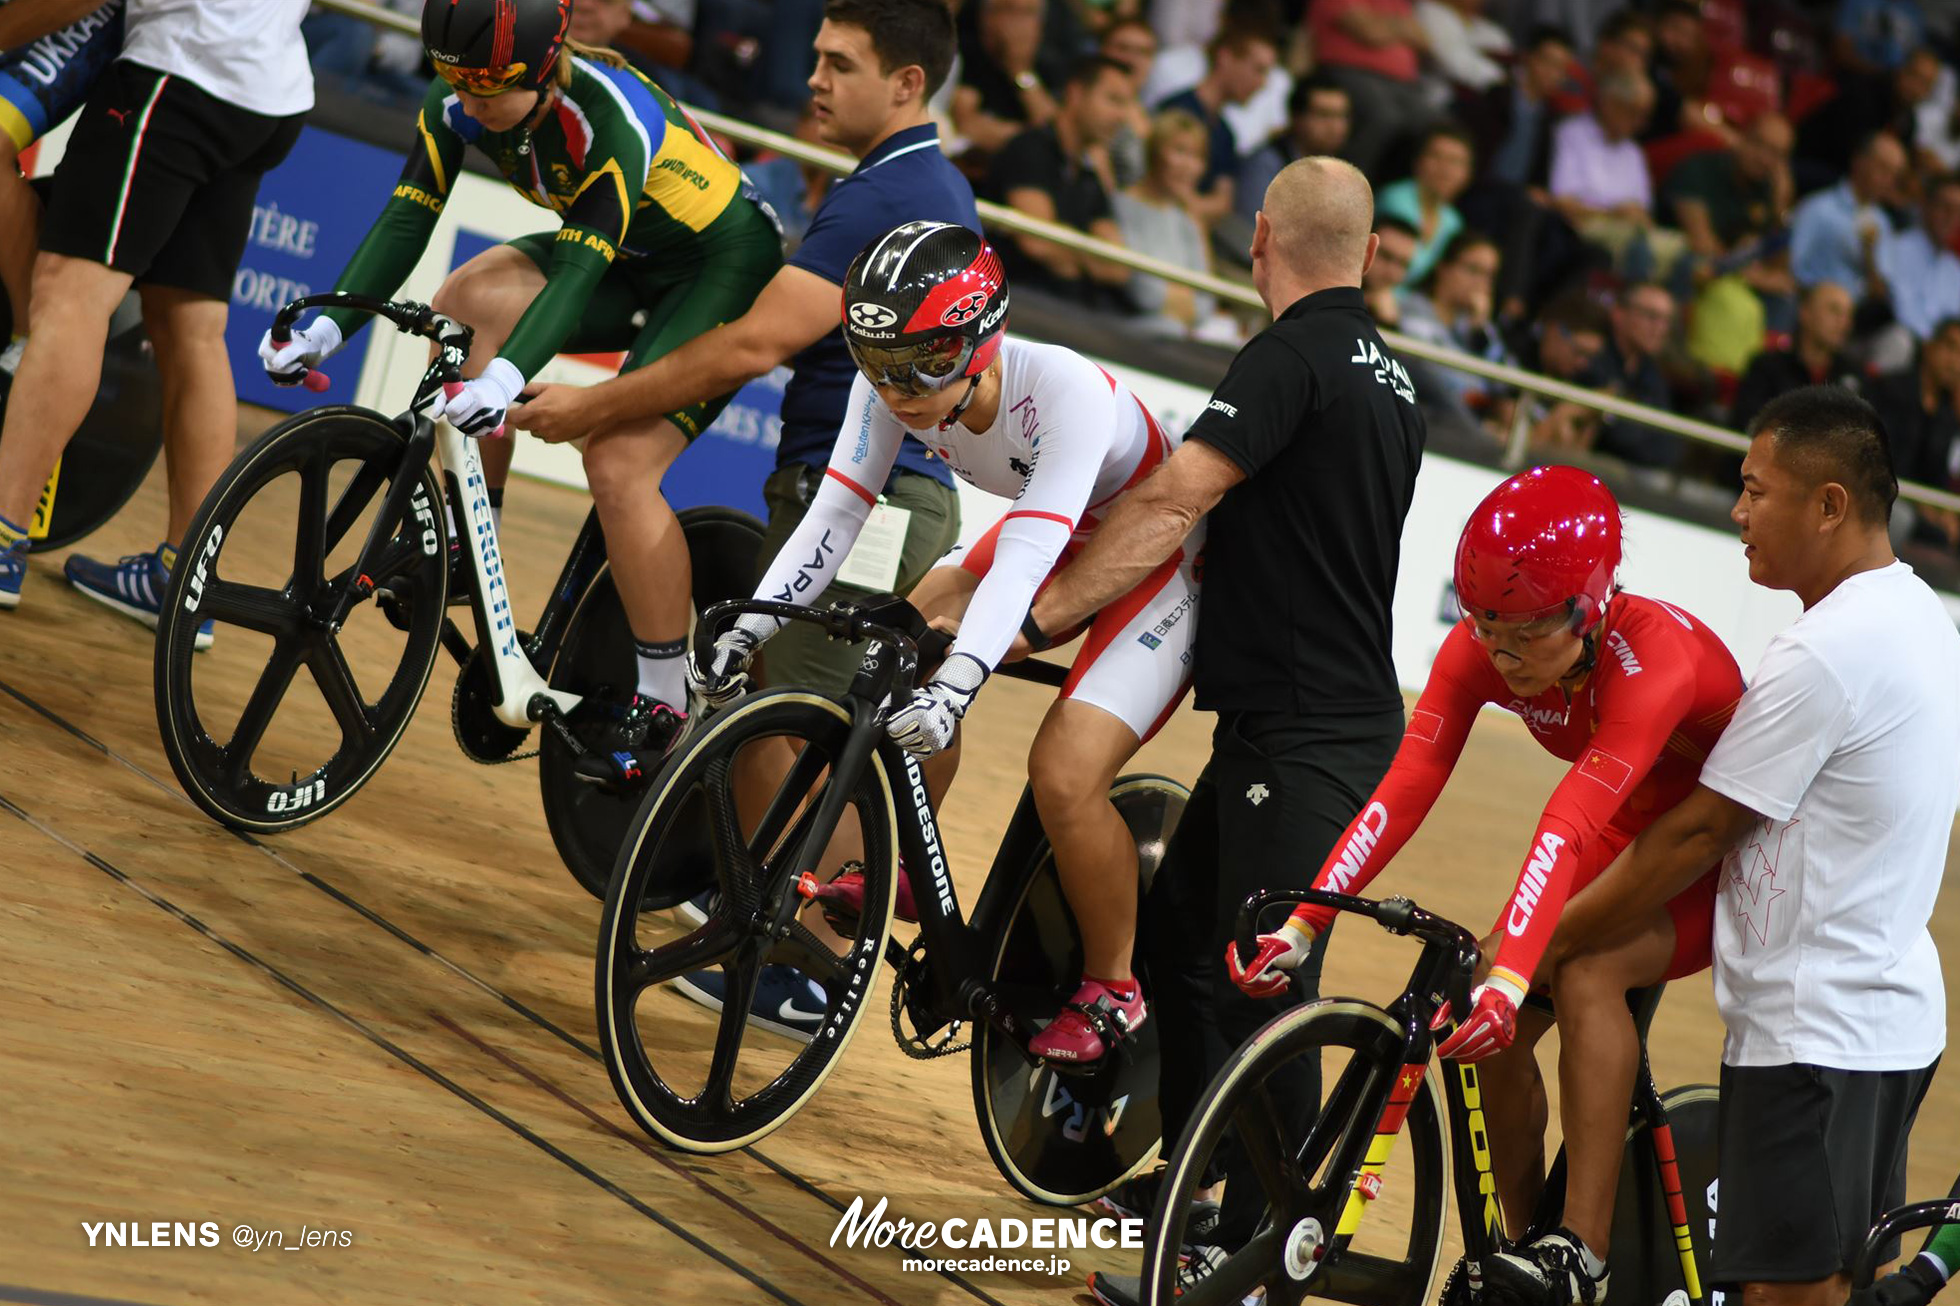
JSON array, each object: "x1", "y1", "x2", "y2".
[
  {"x1": 422, "y1": 0, "x2": 571, "y2": 95},
  {"x1": 842, "y1": 222, "x2": 1008, "y2": 397},
  {"x1": 1455, "y1": 465, "x2": 1623, "y2": 633}
]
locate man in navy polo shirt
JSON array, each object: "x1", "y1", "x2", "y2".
[{"x1": 511, "y1": 0, "x2": 976, "y2": 697}]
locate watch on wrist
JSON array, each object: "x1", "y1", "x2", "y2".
[{"x1": 1014, "y1": 70, "x2": 1039, "y2": 91}]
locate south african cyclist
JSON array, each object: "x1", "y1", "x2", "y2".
[
  {"x1": 691, "y1": 220, "x2": 1202, "y2": 1067},
  {"x1": 1231, "y1": 465, "x2": 1744, "y2": 1306},
  {"x1": 260, "y1": 0, "x2": 782, "y2": 780}
]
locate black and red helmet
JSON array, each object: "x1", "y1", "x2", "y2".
[
  {"x1": 422, "y1": 0, "x2": 572, "y2": 95},
  {"x1": 842, "y1": 222, "x2": 1008, "y2": 397}
]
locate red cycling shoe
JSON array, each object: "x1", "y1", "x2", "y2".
[
  {"x1": 1029, "y1": 976, "x2": 1147, "y2": 1065},
  {"x1": 805, "y1": 860, "x2": 918, "y2": 929}
]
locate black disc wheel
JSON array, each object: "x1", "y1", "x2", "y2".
[
  {"x1": 1141, "y1": 1002, "x2": 1448, "y2": 1306},
  {"x1": 971, "y1": 774, "x2": 1185, "y2": 1206},
  {"x1": 1606, "y1": 1085, "x2": 1719, "y2": 1302},
  {"x1": 598, "y1": 688, "x2": 898, "y2": 1152},
  {"x1": 1, "y1": 290, "x2": 161, "y2": 549},
  {"x1": 154, "y1": 406, "x2": 448, "y2": 832},
  {"x1": 541, "y1": 505, "x2": 765, "y2": 899}
]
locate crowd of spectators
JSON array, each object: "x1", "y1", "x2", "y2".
[{"x1": 305, "y1": 0, "x2": 1960, "y2": 553}]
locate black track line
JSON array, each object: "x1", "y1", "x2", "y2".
[
  {"x1": 0, "y1": 674, "x2": 1016, "y2": 1306},
  {"x1": 0, "y1": 791, "x2": 810, "y2": 1306}
]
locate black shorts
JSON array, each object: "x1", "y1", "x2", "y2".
[
  {"x1": 1712, "y1": 1059, "x2": 1939, "y2": 1284},
  {"x1": 40, "y1": 59, "x2": 303, "y2": 298}
]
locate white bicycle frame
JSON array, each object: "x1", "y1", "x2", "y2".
[{"x1": 430, "y1": 402, "x2": 582, "y2": 730}]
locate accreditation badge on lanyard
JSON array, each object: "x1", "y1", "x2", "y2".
[{"x1": 836, "y1": 498, "x2": 912, "y2": 591}]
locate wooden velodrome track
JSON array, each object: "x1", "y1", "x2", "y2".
[{"x1": 4, "y1": 406, "x2": 1958, "y2": 1306}]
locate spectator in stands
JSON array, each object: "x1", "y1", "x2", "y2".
[
  {"x1": 1865, "y1": 317, "x2": 1960, "y2": 544},
  {"x1": 1549, "y1": 70, "x2": 1686, "y2": 279},
  {"x1": 1457, "y1": 25, "x2": 1578, "y2": 317},
  {"x1": 1365, "y1": 216, "x2": 1419, "y2": 326},
  {"x1": 1834, "y1": 0, "x2": 1928, "y2": 76},
  {"x1": 1595, "y1": 282, "x2": 1683, "y2": 469},
  {"x1": 1796, "y1": 46, "x2": 1939, "y2": 183},
  {"x1": 1114, "y1": 109, "x2": 1233, "y2": 337},
  {"x1": 743, "y1": 102, "x2": 831, "y2": 242},
  {"x1": 1376, "y1": 125, "x2": 1474, "y2": 285},
  {"x1": 1505, "y1": 291, "x2": 1611, "y2": 451},
  {"x1": 1399, "y1": 232, "x2": 1513, "y2": 434},
  {"x1": 1157, "y1": 21, "x2": 1280, "y2": 225},
  {"x1": 1309, "y1": 0, "x2": 1430, "y2": 175},
  {"x1": 302, "y1": 0, "x2": 424, "y2": 107},
  {"x1": 1732, "y1": 282, "x2": 1862, "y2": 430},
  {"x1": 1100, "y1": 17, "x2": 1161, "y2": 188},
  {"x1": 1593, "y1": 8, "x2": 1655, "y2": 82},
  {"x1": 1237, "y1": 74, "x2": 1353, "y2": 226},
  {"x1": 697, "y1": 0, "x2": 827, "y2": 113},
  {"x1": 1665, "y1": 113, "x2": 1795, "y2": 273},
  {"x1": 1877, "y1": 172, "x2": 1960, "y2": 346},
  {"x1": 991, "y1": 55, "x2": 1137, "y2": 302},
  {"x1": 1416, "y1": 0, "x2": 1512, "y2": 97},
  {"x1": 1645, "y1": 0, "x2": 1722, "y2": 145},
  {"x1": 1791, "y1": 131, "x2": 1904, "y2": 298},
  {"x1": 953, "y1": 0, "x2": 1057, "y2": 154}
]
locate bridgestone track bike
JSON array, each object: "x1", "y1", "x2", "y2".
[
  {"x1": 152, "y1": 293, "x2": 761, "y2": 897},
  {"x1": 1136, "y1": 887, "x2": 1719, "y2": 1306},
  {"x1": 597, "y1": 596, "x2": 1181, "y2": 1205},
  {"x1": 0, "y1": 284, "x2": 163, "y2": 548}
]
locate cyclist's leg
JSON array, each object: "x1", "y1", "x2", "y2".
[
  {"x1": 0, "y1": 139, "x2": 38, "y2": 330},
  {"x1": 1472, "y1": 1003, "x2": 1558, "y2": 1235},
  {"x1": 1549, "y1": 910, "x2": 1678, "y2": 1256},
  {"x1": 427, "y1": 237, "x2": 550, "y2": 497},
  {"x1": 0, "y1": 254, "x2": 128, "y2": 527}
]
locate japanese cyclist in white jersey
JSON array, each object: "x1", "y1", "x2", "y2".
[{"x1": 691, "y1": 220, "x2": 1203, "y2": 1066}]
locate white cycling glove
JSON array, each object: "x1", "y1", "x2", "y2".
[
  {"x1": 885, "y1": 653, "x2": 988, "y2": 758},
  {"x1": 444, "y1": 357, "x2": 524, "y2": 438},
  {"x1": 1226, "y1": 915, "x2": 1318, "y2": 999},
  {"x1": 258, "y1": 317, "x2": 343, "y2": 386},
  {"x1": 686, "y1": 614, "x2": 774, "y2": 709}
]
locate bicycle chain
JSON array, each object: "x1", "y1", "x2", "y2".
[
  {"x1": 889, "y1": 937, "x2": 970, "y2": 1060},
  {"x1": 450, "y1": 673, "x2": 540, "y2": 765}
]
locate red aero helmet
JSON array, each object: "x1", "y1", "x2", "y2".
[{"x1": 1454, "y1": 465, "x2": 1622, "y2": 632}]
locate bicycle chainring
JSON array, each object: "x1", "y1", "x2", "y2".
[
  {"x1": 450, "y1": 631, "x2": 538, "y2": 764},
  {"x1": 889, "y1": 937, "x2": 968, "y2": 1060}
]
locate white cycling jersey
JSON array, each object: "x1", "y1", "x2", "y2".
[{"x1": 753, "y1": 337, "x2": 1176, "y2": 672}]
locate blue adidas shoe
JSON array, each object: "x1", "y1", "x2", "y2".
[
  {"x1": 64, "y1": 543, "x2": 214, "y2": 650},
  {"x1": 669, "y1": 964, "x2": 830, "y2": 1044},
  {"x1": 0, "y1": 536, "x2": 26, "y2": 609}
]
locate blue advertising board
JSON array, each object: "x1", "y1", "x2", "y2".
[{"x1": 226, "y1": 125, "x2": 399, "y2": 414}]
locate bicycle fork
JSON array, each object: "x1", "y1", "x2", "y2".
[{"x1": 1335, "y1": 1059, "x2": 1431, "y2": 1238}]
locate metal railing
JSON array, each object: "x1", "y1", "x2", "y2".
[{"x1": 311, "y1": 0, "x2": 1960, "y2": 514}]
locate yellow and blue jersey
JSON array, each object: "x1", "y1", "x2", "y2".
[{"x1": 0, "y1": 0, "x2": 124, "y2": 152}]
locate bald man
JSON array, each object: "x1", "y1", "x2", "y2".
[{"x1": 1062, "y1": 157, "x2": 1428, "y2": 1306}]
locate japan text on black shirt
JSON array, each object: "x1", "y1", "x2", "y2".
[{"x1": 1183, "y1": 286, "x2": 1426, "y2": 715}]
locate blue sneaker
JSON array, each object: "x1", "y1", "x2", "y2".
[
  {"x1": 669, "y1": 964, "x2": 829, "y2": 1043},
  {"x1": 0, "y1": 536, "x2": 25, "y2": 609},
  {"x1": 64, "y1": 543, "x2": 214, "y2": 650}
]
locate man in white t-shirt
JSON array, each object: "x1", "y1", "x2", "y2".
[
  {"x1": 0, "y1": 0, "x2": 312, "y2": 638},
  {"x1": 1546, "y1": 384, "x2": 1959, "y2": 1306}
]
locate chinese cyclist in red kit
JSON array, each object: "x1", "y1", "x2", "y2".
[{"x1": 1232, "y1": 465, "x2": 1744, "y2": 1306}]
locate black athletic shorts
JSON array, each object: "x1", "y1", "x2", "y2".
[
  {"x1": 1712, "y1": 1059, "x2": 1939, "y2": 1285},
  {"x1": 40, "y1": 59, "x2": 303, "y2": 298}
]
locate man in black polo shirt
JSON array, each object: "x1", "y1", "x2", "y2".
[
  {"x1": 990, "y1": 55, "x2": 1136, "y2": 304},
  {"x1": 1010, "y1": 156, "x2": 1426, "y2": 1304}
]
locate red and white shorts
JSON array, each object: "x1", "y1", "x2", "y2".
[{"x1": 945, "y1": 517, "x2": 1203, "y2": 743}]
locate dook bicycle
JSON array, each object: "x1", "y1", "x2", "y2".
[
  {"x1": 1133, "y1": 886, "x2": 1719, "y2": 1305},
  {"x1": 152, "y1": 292, "x2": 761, "y2": 896},
  {"x1": 598, "y1": 595, "x2": 1183, "y2": 1205}
]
